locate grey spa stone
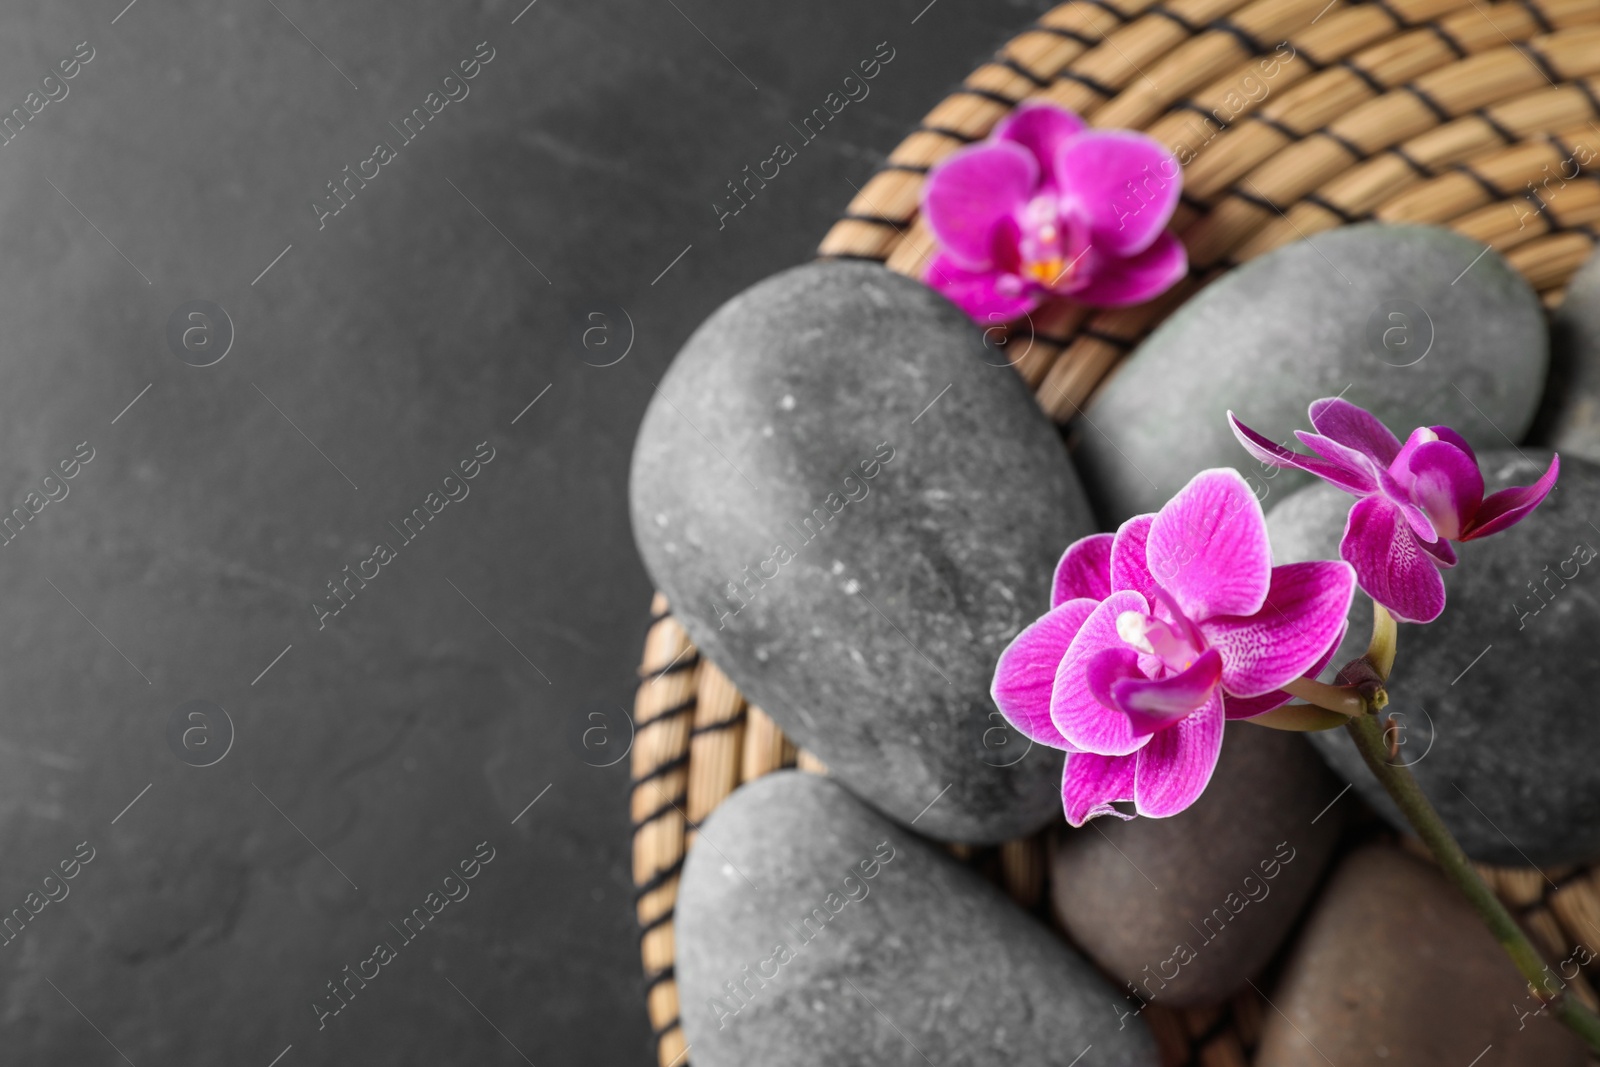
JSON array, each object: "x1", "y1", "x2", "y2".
[
  {"x1": 1050, "y1": 723, "x2": 1345, "y2": 1008},
  {"x1": 676, "y1": 771, "x2": 1157, "y2": 1067},
  {"x1": 630, "y1": 260, "x2": 1098, "y2": 842},
  {"x1": 1539, "y1": 244, "x2": 1600, "y2": 462},
  {"x1": 1076, "y1": 224, "x2": 1547, "y2": 522}
]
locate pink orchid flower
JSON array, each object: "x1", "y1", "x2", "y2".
[
  {"x1": 1229, "y1": 398, "x2": 1560, "y2": 625},
  {"x1": 992, "y1": 469, "x2": 1355, "y2": 826},
  {"x1": 920, "y1": 101, "x2": 1187, "y2": 323}
]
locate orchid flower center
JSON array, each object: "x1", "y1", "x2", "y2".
[
  {"x1": 1386, "y1": 427, "x2": 1437, "y2": 487},
  {"x1": 1385, "y1": 426, "x2": 1466, "y2": 539},
  {"x1": 1017, "y1": 194, "x2": 1076, "y2": 288},
  {"x1": 1116, "y1": 609, "x2": 1202, "y2": 676}
]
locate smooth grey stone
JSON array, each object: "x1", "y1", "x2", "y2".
[
  {"x1": 1537, "y1": 245, "x2": 1600, "y2": 461},
  {"x1": 1075, "y1": 224, "x2": 1547, "y2": 523},
  {"x1": 1266, "y1": 452, "x2": 1600, "y2": 865},
  {"x1": 1050, "y1": 723, "x2": 1345, "y2": 1008},
  {"x1": 676, "y1": 771, "x2": 1157, "y2": 1067},
  {"x1": 630, "y1": 260, "x2": 1097, "y2": 842}
]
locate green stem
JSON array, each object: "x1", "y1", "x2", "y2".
[{"x1": 1345, "y1": 712, "x2": 1600, "y2": 1053}]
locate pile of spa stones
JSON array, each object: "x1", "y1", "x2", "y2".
[{"x1": 629, "y1": 225, "x2": 1600, "y2": 1066}]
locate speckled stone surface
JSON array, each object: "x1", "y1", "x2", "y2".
[
  {"x1": 1076, "y1": 224, "x2": 1547, "y2": 523},
  {"x1": 676, "y1": 771, "x2": 1157, "y2": 1067},
  {"x1": 1050, "y1": 723, "x2": 1345, "y2": 1007},
  {"x1": 1267, "y1": 453, "x2": 1600, "y2": 865},
  {"x1": 1256, "y1": 846, "x2": 1587, "y2": 1067},
  {"x1": 631, "y1": 260, "x2": 1098, "y2": 842}
]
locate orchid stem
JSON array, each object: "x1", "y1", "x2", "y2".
[
  {"x1": 1344, "y1": 697, "x2": 1600, "y2": 1053},
  {"x1": 1281, "y1": 675, "x2": 1369, "y2": 717}
]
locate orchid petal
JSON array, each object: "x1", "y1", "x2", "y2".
[
  {"x1": 1294, "y1": 432, "x2": 1384, "y2": 491},
  {"x1": 1066, "y1": 230, "x2": 1187, "y2": 307},
  {"x1": 1132, "y1": 691, "x2": 1224, "y2": 818},
  {"x1": 1109, "y1": 514, "x2": 1158, "y2": 600},
  {"x1": 992, "y1": 598, "x2": 1098, "y2": 750},
  {"x1": 1227, "y1": 412, "x2": 1298, "y2": 469},
  {"x1": 1199, "y1": 561, "x2": 1357, "y2": 697},
  {"x1": 1307, "y1": 397, "x2": 1403, "y2": 466},
  {"x1": 1055, "y1": 130, "x2": 1181, "y2": 256},
  {"x1": 1461, "y1": 454, "x2": 1560, "y2": 541},
  {"x1": 1419, "y1": 535, "x2": 1458, "y2": 568},
  {"x1": 1407, "y1": 439, "x2": 1484, "y2": 541},
  {"x1": 1388, "y1": 426, "x2": 1437, "y2": 488},
  {"x1": 1228, "y1": 413, "x2": 1376, "y2": 494},
  {"x1": 1053, "y1": 533, "x2": 1114, "y2": 607},
  {"x1": 1374, "y1": 462, "x2": 1440, "y2": 544},
  {"x1": 1222, "y1": 618, "x2": 1347, "y2": 719},
  {"x1": 1341, "y1": 494, "x2": 1446, "y2": 624},
  {"x1": 992, "y1": 102, "x2": 1087, "y2": 177},
  {"x1": 923, "y1": 251, "x2": 1038, "y2": 323},
  {"x1": 1062, "y1": 751, "x2": 1137, "y2": 827},
  {"x1": 1052, "y1": 591, "x2": 1153, "y2": 756},
  {"x1": 1146, "y1": 468, "x2": 1272, "y2": 622},
  {"x1": 1110, "y1": 647, "x2": 1223, "y2": 737},
  {"x1": 1086, "y1": 646, "x2": 1144, "y2": 710},
  {"x1": 1430, "y1": 425, "x2": 1477, "y2": 462},
  {"x1": 921, "y1": 142, "x2": 1039, "y2": 269}
]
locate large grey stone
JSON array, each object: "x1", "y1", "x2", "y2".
[
  {"x1": 1538, "y1": 245, "x2": 1600, "y2": 461},
  {"x1": 676, "y1": 771, "x2": 1157, "y2": 1067},
  {"x1": 1076, "y1": 224, "x2": 1547, "y2": 522},
  {"x1": 1050, "y1": 723, "x2": 1345, "y2": 1008},
  {"x1": 1266, "y1": 452, "x2": 1600, "y2": 865},
  {"x1": 630, "y1": 260, "x2": 1098, "y2": 842}
]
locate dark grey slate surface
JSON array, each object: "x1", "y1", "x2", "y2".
[{"x1": 0, "y1": 1, "x2": 1051, "y2": 1063}]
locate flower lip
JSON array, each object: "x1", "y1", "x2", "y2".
[{"x1": 1096, "y1": 646, "x2": 1225, "y2": 739}]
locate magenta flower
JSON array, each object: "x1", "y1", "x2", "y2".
[
  {"x1": 1229, "y1": 398, "x2": 1560, "y2": 624},
  {"x1": 991, "y1": 469, "x2": 1354, "y2": 826},
  {"x1": 919, "y1": 101, "x2": 1187, "y2": 323}
]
